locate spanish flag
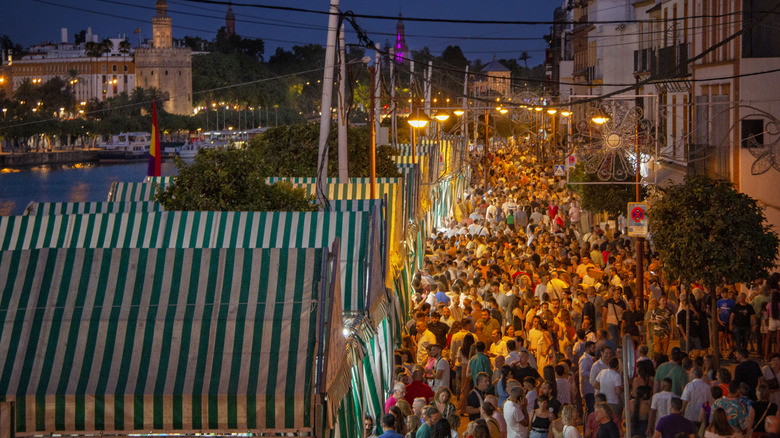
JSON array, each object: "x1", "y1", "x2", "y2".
[{"x1": 148, "y1": 101, "x2": 161, "y2": 177}]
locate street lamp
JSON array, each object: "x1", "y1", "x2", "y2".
[
  {"x1": 407, "y1": 110, "x2": 430, "y2": 159},
  {"x1": 591, "y1": 108, "x2": 610, "y2": 125},
  {"x1": 453, "y1": 109, "x2": 464, "y2": 116}
]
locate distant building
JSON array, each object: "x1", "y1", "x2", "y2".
[
  {"x1": 394, "y1": 14, "x2": 409, "y2": 64},
  {"x1": 135, "y1": 0, "x2": 192, "y2": 115},
  {"x1": 9, "y1": 27, "x2": 135, "y2": 103},
  {"x1": 226, "y1": 2, "x2": 236, "y2": 36},
  {"x1": 472, "y1": 56, "x2": 511, "y2": 99}
]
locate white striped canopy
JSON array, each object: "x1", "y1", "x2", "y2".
[
  {"x1": 0, "y1": 246, "x2": 340, "y2": 435},
  {"x1": 24, "y1": 201, "x2": 163, "y2": 216},
  {"x1": 0, "y1": 211, "x2": 378, "y2": 313},
  {"x1": 108, "y1": 181, "x2": 173, "y2": 202}
]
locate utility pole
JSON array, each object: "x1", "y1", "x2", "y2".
[
  {"x1": 337, "y1": 23, "x2": 348, "y2": 182},
  {"x1": 316, "y1": 0, "x2": 340, "y2": 208},
  {"x1": 390, "y1": 47, "x2": 397, "y2": 147},
  {"x1": 425, "y1": 60, "x2": 432, "y2": 137},
  {"x1": 369, "y1": 62, "x2": 377, "y2": 199},
  {"x1": 374, "y1": 42, "x2": 381, "y2": 159},
  {"x1": 409, "y1": 60, "x2": 414, "y2": 156}
]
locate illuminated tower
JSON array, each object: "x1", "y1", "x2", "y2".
[
  {"x1": 226, "y1": 2, "x2": 236, "y2": 36},
  {"x1": 136, "y1": 0, "x2": 192, "y2": 115},
  {"x1": 395, "y1": 14, "x2": 409, "y2": 64}
]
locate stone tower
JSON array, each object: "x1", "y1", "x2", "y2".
[
  {"x1": 226, "y1": 3, "x2": 236, "y2": 36},
  {"x1": 152, "y1": 0, "x2": 172, "y2": 49},
  {"x1": 135, "y1": 0, "x2": 192, "y2": 115}
]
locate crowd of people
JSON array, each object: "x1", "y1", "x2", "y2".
[{"x1": 374, "y1": 150, "x2": 780, "y2": 438}]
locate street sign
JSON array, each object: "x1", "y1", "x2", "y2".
[
  {"x1": 554, "y1": 165, "x2": 565, "y2": 176},
  {"x1": 627, "y1": 202, "x2": 648, "y2": 237},
  {"x1": 566, "y1": 154, "x2": 577, "y2": 168}
]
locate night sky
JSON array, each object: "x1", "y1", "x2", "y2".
[{"x1": 3, "y1": 0, "x2": 558, "y2": 65}]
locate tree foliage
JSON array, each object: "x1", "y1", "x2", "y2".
[
  {"x1": 649, "y1": 174, "x2": 779, "y2": 285},
  {"x1": 250, "y1": 123, "x2": 402, "y2": 178},
  {"x1": 154, "y1": 148, "x2": 316, "y2": 211},
  {"x1": 566, "y1": 163, "x2": 646, "y2": 218}
]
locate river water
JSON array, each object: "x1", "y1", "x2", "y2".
[{"x1": 0, "y1": 160, "x2": 178, "y2": 216}]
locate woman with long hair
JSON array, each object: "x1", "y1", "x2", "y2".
[
  {"x1": 631, "y1": 359, "x2": 655, "y2": 397},
  {"x1": 495, "y1": 365, "x2": 513, "y2": 407},
  {"x1": 431, "y1": 418, "x2": 452, "y2": 438},
  {"x1": 434, "y1": 387, "x2": 457, "y2": 419},
  {"x1": 529, "y1": 394, "x2": 554, "y2": 438},
  {"x1": 705, "y1": 407, "x2": 742, "y2": 438},
  {"x1": 459, "y1": 333, "x2": 477, "y2": 416},
  {"x1": 405, "y1": 414, "x2": 421, "y2": 438},
  {"x1": 630, "y1": 385, "x2": 651, "y2": 435}
]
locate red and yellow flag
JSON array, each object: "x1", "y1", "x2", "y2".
[{"x1": 147, "y1": 101, "x2": 161, "y2": 177}]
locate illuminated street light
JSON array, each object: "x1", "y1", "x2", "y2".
[
  {"x1": 560, "y1": 110, "x2": 571, "y2": 117},
  {"x1": 591, "y1": 108, "x2": 610, "y2": 125},
  {"x1": 453, "y1": 109, "x2": 464, "y2": 116},
  {"x1": 547, "y1": 108, "x2": 557, "y2": 115},
  {"x1": 434, "y1": 109, "x2": 450, "y2": 122},
  {"x1": 407, "y1": 111, "x2": 430, "y2": 128},
  {"x1": 497, "y1": 107, "x2": 508, "y2": 115}
]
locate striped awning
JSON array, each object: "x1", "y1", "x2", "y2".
[
  {"x1": 24, "y1": 201, "x2": 163, "y2": 216},
  {"x1": 0, "y1": 246, "x2": 331, "y2": 435},
  {"x1": 266, "y1": 177, "x2": 401, "y2": 184},
  {"x1": 108, "y1": 181, "x2": 173, "y2": 202},
  {"x1": 0, "y1": 211, "x2": 377, "y2": 313}
]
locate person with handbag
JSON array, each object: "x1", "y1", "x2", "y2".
[{"x1": 762, "y1": 353, "x2": 780, "y2": 406}]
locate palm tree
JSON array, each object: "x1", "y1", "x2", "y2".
[
  {"x1": 118, "y1": 40, "x2": 131, "y2": 56},
  {"x1": 84, "y1": 41, "x2": 102, "y2": 102},
  {"x1": 519, "y1": 51, "x2": 530, "y2": 69}
]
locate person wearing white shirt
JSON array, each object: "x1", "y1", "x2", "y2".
[
  {"x1": 504, "y1": 386, "x2": 528, "y2": 438},
  {"x1": 594, "y1": 357, "x2": 623, "y2": 416},
  {"x1": 647, "y1": 378, "x2": 676, "y2": 436},
  {"x1": 680, "y1": 367, "x2": 713, "y2": 423},
  {"x1": 589, "y1": 345, "x2": 612, "y2": 388}
]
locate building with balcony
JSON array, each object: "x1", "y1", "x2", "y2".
[
  {"x1": 9, "y1": 28, "x2": 135, "y2": 103},
  {"x1": 552, "y1": 0, "x2": 780, "y2": 253}
]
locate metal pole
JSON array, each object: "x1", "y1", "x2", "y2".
[
  {"x1": 316, "y1": 0, "x2": 340, "y2": 207},
  {"x1": 410, "y1": 61, "x2": 414, "y2": 150},
  {"x1": 374, "y1": 42, "x2": 381, "y2": 151},
  {"x1": 337, "y1": 23, "x2": 348, "y2": 182},
  {"x1": 370, "y1": 65, "x2": 377, "y2": 199},
  {"x1": 390, "y1": 47, "x2": 397, "y2": 147},
  {"x1": 484, "y1": 109, "x2": 489, "y2": 193}
]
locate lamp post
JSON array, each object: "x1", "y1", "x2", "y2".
[
  {"x1": 547, "y1": 108, "x2": 557, "y2": 160},
  {"x1": 560, "y1": 110, "x2": 571, "y2": 157},
  {"x1": 434, "y1": 109, "x2": 450, "y2": 174}
]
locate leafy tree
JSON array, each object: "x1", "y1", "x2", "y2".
[
  {"x1": 519, "y1": 51, "x2": 530, "y2": 69},
  {"x1": 250, "y1": 123, "x2": 401, "y2": 178},
  {"x1": 566, "y1": 163, "x2": 647, "y2": 218},
  {"x1": 649, "y1": 174, "x2": 779, "y2": 368},
  {"x1": 154, "y1": 148, "x2": 316, "y2": 211}
]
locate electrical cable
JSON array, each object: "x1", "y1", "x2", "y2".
[{"x1": 181, "y1": 0, "x2": 751, "y2": 26}]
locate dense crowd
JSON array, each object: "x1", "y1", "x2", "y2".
[{"x1": 372, "y1": 150, "x2": 780, "y2": 438}]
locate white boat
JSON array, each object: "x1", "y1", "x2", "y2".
[
  {"x1": 177, "y1": 131, "x2": 246, "y2": 159},
  {"x1": 97, "y1": 132, "x2": 151, "y2": 161}
]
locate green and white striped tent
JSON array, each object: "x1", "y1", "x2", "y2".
[
  {"x1": 108, "y1": 181, "x2": 171, "y2": 202},
  {"x1": 0, "y1": 210, "x2": 383, "y2": 315},
  {"x1": 0, "y1": 245, "x2": 349, "y2": 436},
  {"x1": 24, "y1": 201, "x2": 163, "y2": 216}
]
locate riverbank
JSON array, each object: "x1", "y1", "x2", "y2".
[{"x1": 0, "y1": 150, "x2": 99, "y2": 168}]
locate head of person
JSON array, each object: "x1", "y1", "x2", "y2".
[
  {"x1": 412, "y1": 398, "x2": 426, "y2": 416},
  {"x1": 536, "y1": 393, "x2": 549, "y2": 410},
  {"x1": 381, "y1": 413, "x2": 397, "y2": 432},
  {"x1": 509, "y1": 385, "x2": 524, "y2": 403},
  {"x1": 601, "y1": 346, "x2": 613, "y2": 362},
  {"x1": 609, "y1": 356, "x2": 619, "y2": 370},
  {"x1": 481, "y1": 400, "x2": 496, "y2": 419},
  {"x1": 475, "y1": 342, "x2": 486, "y2": 354},
  {"x1": 428, "y1": 343, "x2": 443, "y2": 359},
  {"x1": 670, "y1": 397, "x2": 683, "y2": 413},
  {"x1": 423, "y1": 406, "x2": 440, "y2": 426},
  {"x1": 435, "y1": 387, "x2": 452, "y2": 405},
  {"x1": 662, "y1": 377, "x2": 673, "y2": 392},
  {"x1": 364, "y1": 415, "x2": 374, "y2": 435},
  {"x1": 392, "y1": 382, "x2": 407, "y2": 400},
  {"x1": 561, "y1": 404, "x2": 579, "y2": 426},
  {"x1": 431, "y1": 418, "x2": 451, "y2": 437},
  {"x1": 595, "y1": 402, "x2": 614, "y2": 422},
  {"x1": 477, "y1": 372, "x2": 490, "y2": 391}
]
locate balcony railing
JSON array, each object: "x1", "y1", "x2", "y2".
[{"x1": 633, "y1": 43, "x2": 691, "y2": 77}]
